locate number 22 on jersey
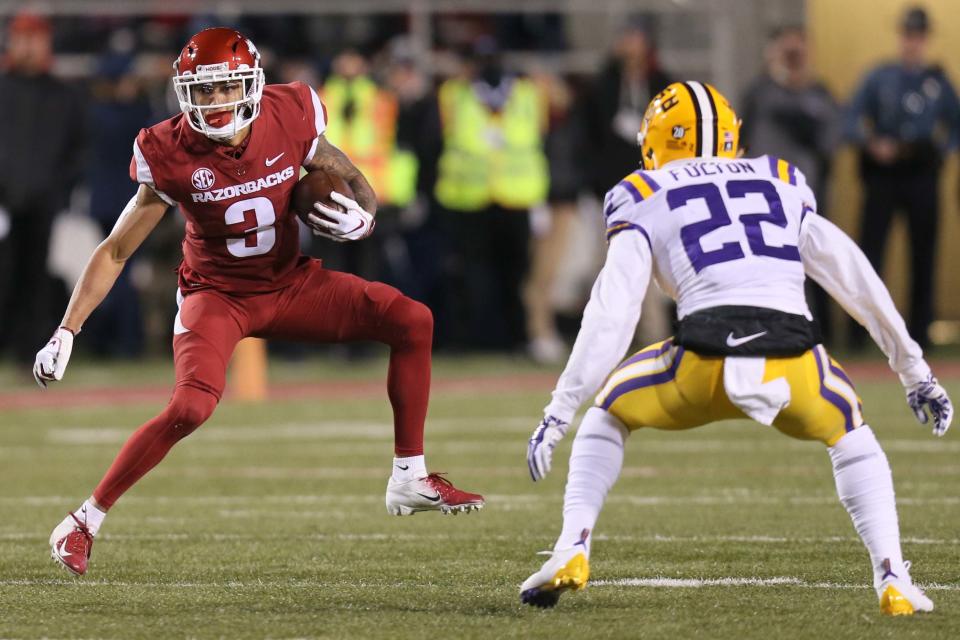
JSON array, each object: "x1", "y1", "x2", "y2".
[{"x1": 667, "y1": 179, "x2": 800, "y2": 273}]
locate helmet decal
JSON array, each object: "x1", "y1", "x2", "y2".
[
  {"x1": 638, "y1": 80, "x2": 740, "y2": 169},
  {"x1": 681, "y1": 81, "x2": 717, "y2": 157}
]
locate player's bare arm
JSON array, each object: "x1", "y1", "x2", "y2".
[
  {"x1": 33, "y1": 185, "x2": 169, "y2": 388},
  {"x1": 61, "y1": 185, "x2": 169, "y2": 332},
  {"x1": 305, "y1": 134, "x2": 377, "y2": 216}
]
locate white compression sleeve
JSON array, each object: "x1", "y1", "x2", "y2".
[
  {"x1": 799, "y1": 214, "x2": 929, "y2": 386},
  {"x1": 554, "y1": 407, "x2": 629, "y2": 554},
  {"x1": 828, "y1": 426, "x2": 905, "y2": 589},
  {"x1": 544, "y1": 232, "x2": 652, "y2": 424}
]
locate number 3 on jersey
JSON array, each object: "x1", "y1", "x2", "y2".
[
  {"x1": 668, "y1": 179, "x2": 800, "y2": 273},
  {"x1": 224, "y1": 197, "x2": 276, "y2": 258}
]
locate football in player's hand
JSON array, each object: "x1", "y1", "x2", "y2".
[{"x1": 290, "y1": 170, "x2": 355, "y2": 225}]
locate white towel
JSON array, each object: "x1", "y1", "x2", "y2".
[{"x1": 722, "y1": 356, "x2": 791, "y2": 426}]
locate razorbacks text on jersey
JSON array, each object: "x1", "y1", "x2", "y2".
[
  {"x1": 130, "y1": 81, "x2": 326, "y2": 294},
  {"x1": 603, "y1": 155, "x2": 815, "y2": 320}
]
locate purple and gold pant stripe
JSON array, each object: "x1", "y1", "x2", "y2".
[
  {"x1": 813, "y1": 346, "x2": 861, "y2": 432},
  {"x1": 599, "y1": 340, "x2": 685, "y2": 411}
]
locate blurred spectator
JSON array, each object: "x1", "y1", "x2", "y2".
[
  {"x1": 845, "y1": 6, "x2": 960, "y2": 350},
  {"x1": 382, "y1": 40, "x2": 444, "y2": 304},
  {"x1": 741, "y1": 26, "x2": 839, "y2": 344},
  {"x1": 0, "y1": 13, "x2": 85, "y2": 365},
  {"x1": 316, "y1": 49, "x2": 420, "y2": 292},
  {"x1": 583, "y1": 19, "x2": 674, "y2": 346},
  {"x1": 83, "y1": 50, "x2": 156, "y2": 358},
  {"x1": 583, "y1": 19, "x2": 673, "y2": 197},
  {"x1": 432, "y1": 37, "x2": 548, "y2": 351},
  {"x1": 525, "y1": 72, "x2": 586, "y2": 364}
]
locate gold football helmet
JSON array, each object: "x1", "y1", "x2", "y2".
[{"x1": 637, "y1": 81, "x2": 740, "y2": 169}]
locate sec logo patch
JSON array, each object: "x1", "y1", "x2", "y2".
[{"x1": 191, "y1": 167, "x2": 215, "y2": 190}]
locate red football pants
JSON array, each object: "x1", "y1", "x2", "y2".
[{"x1": 93, "y1": 259, "x2": 432, "y2": 509}]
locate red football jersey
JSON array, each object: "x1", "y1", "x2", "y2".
[{"x1": 130, "y1": 82, "x2": 327, "y2": 294}]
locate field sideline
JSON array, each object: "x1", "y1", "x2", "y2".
[{"x1": 1, "y1": 355, "x2": 959, "y2": 639}]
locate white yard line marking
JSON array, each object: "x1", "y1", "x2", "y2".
[
  {"x1": 2, "y1": 576, "x2": 956, "y2": 591},
  {"x1": 44, "y1": 417, "x2": 535, "y2": 445},
  {"x1": 41, "y1": 420, "x2": 960, "y2": 457},
  {"x1": 4, "y1": 531, "x2": 957, "y2": 546},
  {"x1": 592, "y1": 577, "x2": 960, "y2": 591},
  {"x1": 2, "y1": 493, "x2": 959, "y2": 507}
]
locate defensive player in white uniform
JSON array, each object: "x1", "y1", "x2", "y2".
[{"x1": 521, "y1": 81, "x2": 953, "y2": 615}]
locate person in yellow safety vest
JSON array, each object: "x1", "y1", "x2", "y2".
[
  {"x1": 433, "y1": 37, "x2": 550, "y2": 352},
  {"x1": 320, "y1": 50, "x2": 418, "y2": 208},
  {"x1": 434, "y1": 60, "x2": 549, "y2": 211}
]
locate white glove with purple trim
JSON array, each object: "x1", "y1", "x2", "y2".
[
  {"x1": 308, "y1": 191, "x2": 375, "y2": 242},
  {"x1": 906, "y1": 374, "x2": 953, "y2": 437},
  {"x1": 527, "y1": 415, "x2": 570, "y2": 481},
  {"x1": 33, "y1": 327, "x2": 75, "y2": 389}
]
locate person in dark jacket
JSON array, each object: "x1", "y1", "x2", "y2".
[
  {"x1": 583, "y1": 20, "x2": 673, "y2": 197},
  {"x1": 740, "y1": 26, "x2": 839, "y2": 344},
  {"x1": 0, "y1": 13, "x2": 86, "y2": 364},
  {"x1": 83, "y1": 52, "x2": 155, "y2": 358},
  {"x1": 844, "y1": 6, "x2": 960, "y2": 350}
]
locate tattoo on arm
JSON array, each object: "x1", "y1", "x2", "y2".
[{"x1": 306, "y1": 135, "x2": 378, "y2": 215}]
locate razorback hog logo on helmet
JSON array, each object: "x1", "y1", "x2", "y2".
[{"x1": 191, "y1": 168, "x2": 215, "y2": 190}]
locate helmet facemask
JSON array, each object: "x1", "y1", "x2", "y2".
[{"x1": 173, "y1": 62, "x2": 264, "y2": 141}]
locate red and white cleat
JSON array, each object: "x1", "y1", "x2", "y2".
[
  {"x1": 49, "y1": 512, "x2": 94, "y2": 576},
  {"x1": 386, "y1": 472, "x2": 485, "y2": 515}
]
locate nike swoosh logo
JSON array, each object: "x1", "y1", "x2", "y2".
[
  {"x1": 396, "y1": 464, "x2": 409, "y2": 471},
  {"x1": 416, "y1": 492, "x2": 441, "y2": 502},
  {"x1": 265, "y1": 152, "x2": 284, "y2": 167},
  {"x1": 725, "y1": 331, "x2": 768, "y2": 347},
  {"x1": 57, "y1": 539, "x2": 72, "y2": 558}
]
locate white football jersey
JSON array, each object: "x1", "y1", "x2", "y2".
[
  {"x1": 543, "y1": 154, "x2": 928, "y2": 424},
  {"x1": 603, "y1": 155, "x2": 815, "y2": 319}
]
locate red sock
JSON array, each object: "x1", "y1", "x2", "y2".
[
  {"x1": 379, "y1": 297, "x2": 432, "y2": 457},
  {"x1": 92, "y1": 385, "x2": 218, "y2": 509}
]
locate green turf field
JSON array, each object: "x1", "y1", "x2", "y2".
[{"x1": 1, "y1": 356, "x2": 958, "y2": 639}]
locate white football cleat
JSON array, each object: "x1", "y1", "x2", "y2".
[
  {"x1": 877, "y1": 561, "x2": 933, "y2": 616},
  {"x1": 49, "y1": 512, "x2": 94, "y2": 576},
  {"x1": 520, "y1": 530, "x2": 591, "y2": 608},
  {"x1": 385, "y1": 472, "x2": 484, "y2": 515}
]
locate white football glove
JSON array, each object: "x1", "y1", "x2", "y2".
[
  {"x1": 308, "y1": 191, "x2": 375, "y2": 242},
  {"x1": 33, "y1": 327, "x2": 75, "y2": 389},
  {"x1": 906, "y1": 374, "x2": 953, "y2": 437},
  {"x1": 527, "y1": 415, "x2": 570, "y2": 482}
]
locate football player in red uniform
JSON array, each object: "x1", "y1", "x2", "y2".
[{"x1": 34, "y1": 28, "x2": 484, "y2": 576}]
